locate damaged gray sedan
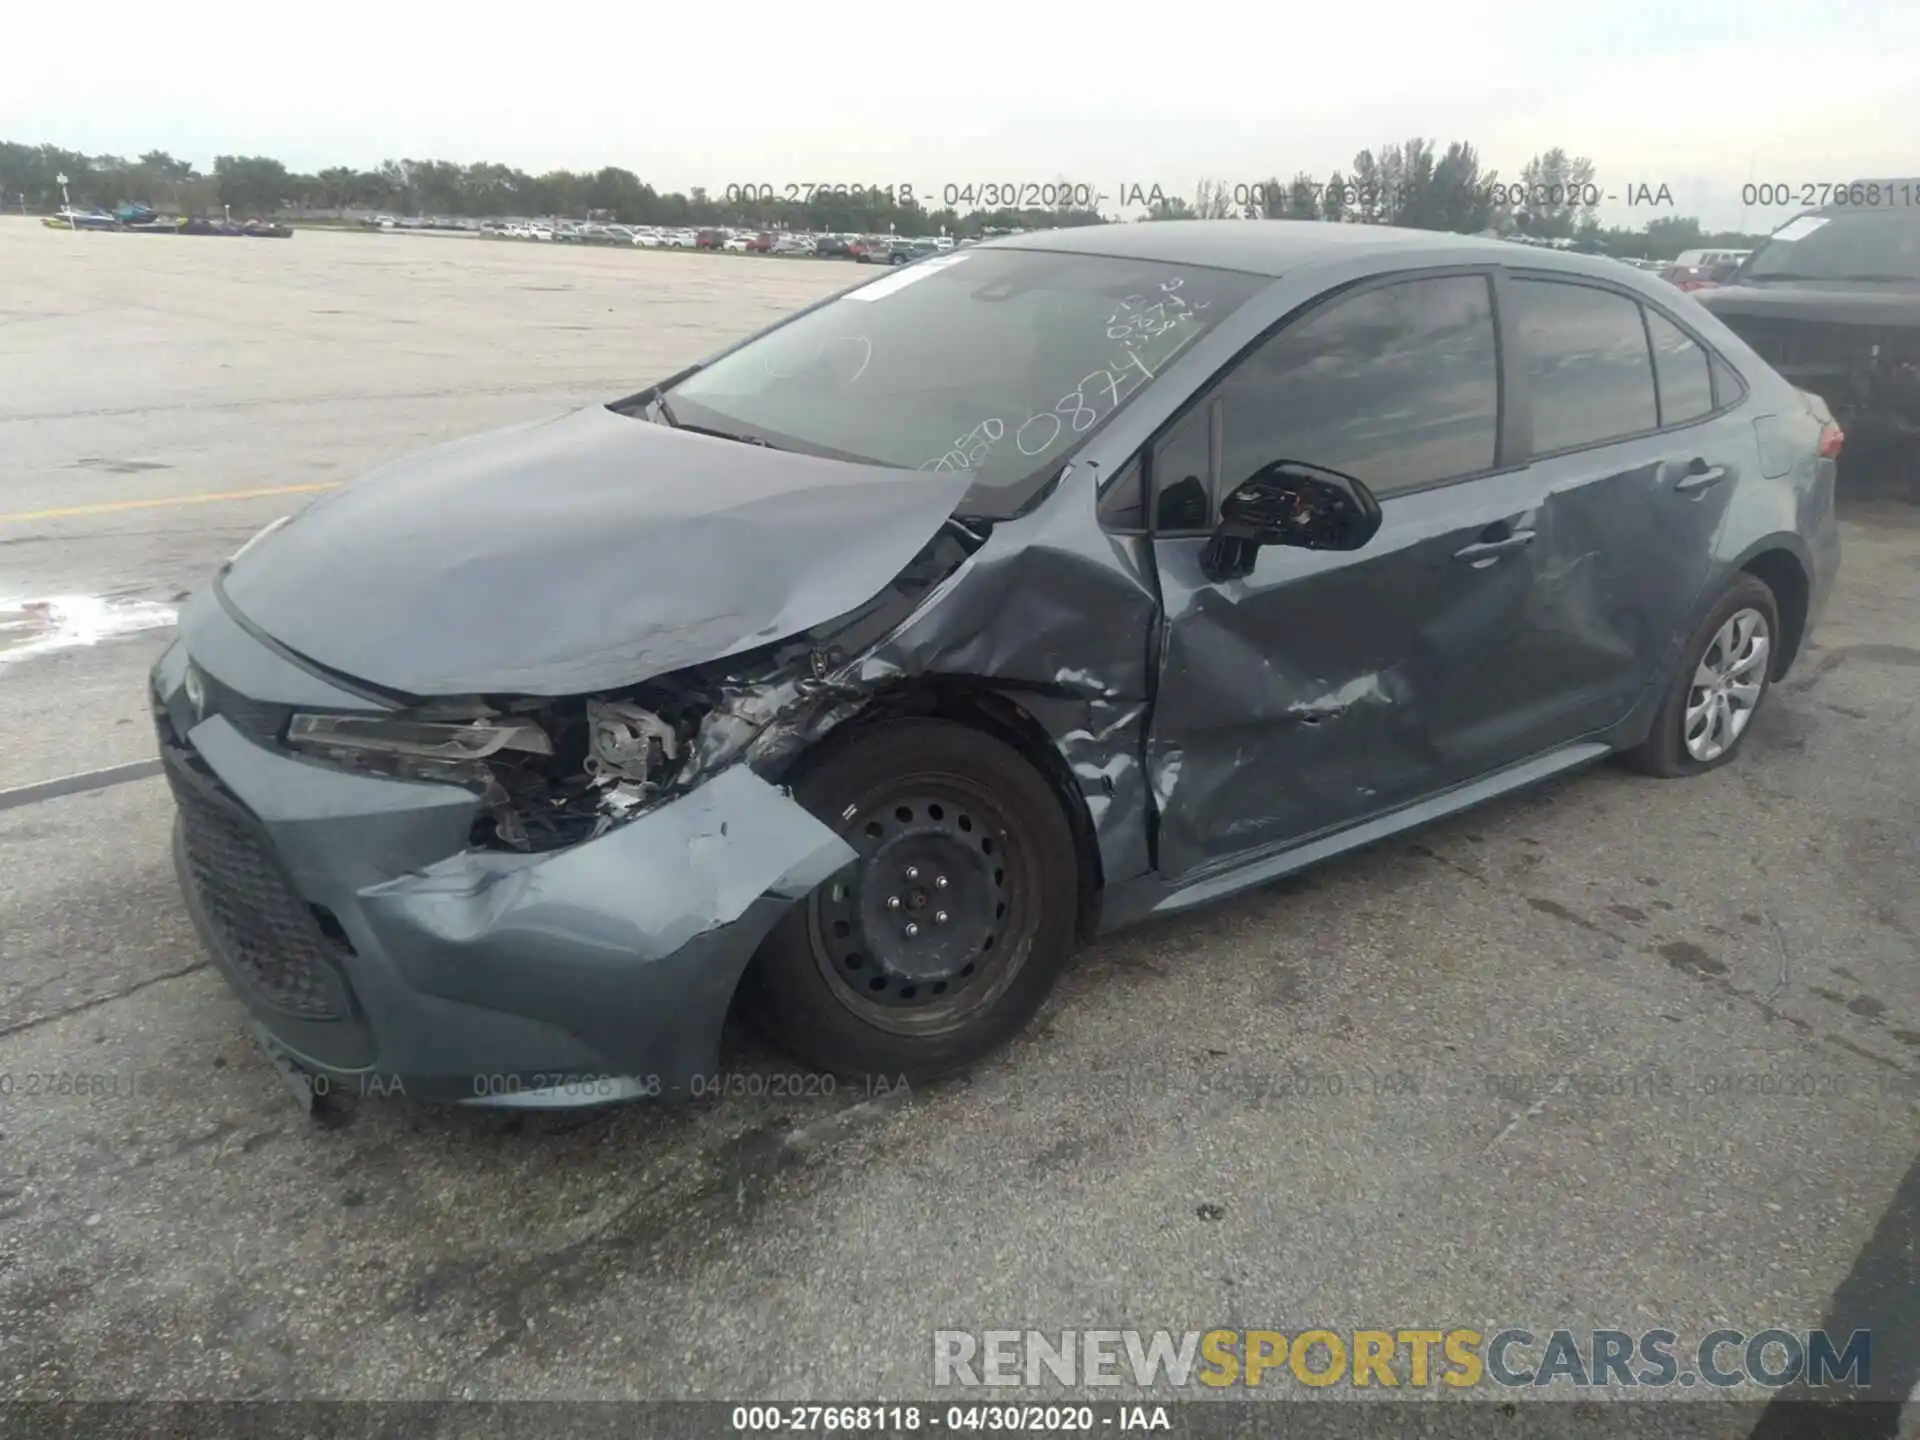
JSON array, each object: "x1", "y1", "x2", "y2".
[{"x1": 153, "y1": 221, "x2": 1841, "y2": 1107}]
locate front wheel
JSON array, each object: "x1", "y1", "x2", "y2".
[
  {"x1": 1622, "y1": 573, "x2": 1779, "y2": 777},
  {"x1": 747, "y1": 720, "x2": 1079, "y2": 1081}
]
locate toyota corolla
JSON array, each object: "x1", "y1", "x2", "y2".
[{"x1": 152, "y1": 221, "x2": 1840, "y2": 1108}]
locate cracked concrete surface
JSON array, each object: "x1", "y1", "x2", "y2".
[{"x1": 0, "y1": 221, "x2": 1916, "y2": 1415}]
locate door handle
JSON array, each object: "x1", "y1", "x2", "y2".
[
  {"x1": 1453, "y1": 530, "x2": 1536, "y2": 565},
  {"x1": 1674, "y1": 460, "x2": 1730, "y2": 494}
]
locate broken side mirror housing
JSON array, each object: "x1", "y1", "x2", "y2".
[{"x1": 1200, "y1": 461, "x2": 1383, "y2": 582}]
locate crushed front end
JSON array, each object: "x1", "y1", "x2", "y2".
[{"x1": 152, "y1": 586, "x2": 858, "y2": 1107}]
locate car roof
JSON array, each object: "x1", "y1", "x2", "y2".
[{"x1": 982, "y1": 218, "x2": 1545, "y2": 277}]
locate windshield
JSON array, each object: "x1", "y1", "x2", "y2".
[
  {"x1": 1742, "y1": 209, "x2": 1920, "y2": 283},
  {"x1": 660, "y1": 248, "x2": 1267, "y2": 518}
]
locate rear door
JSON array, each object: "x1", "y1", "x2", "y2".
[{"x1": 1500, "y1": 273, "x2": 1744, "y2": 735}]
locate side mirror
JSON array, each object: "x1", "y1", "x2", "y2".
[{"x1": 1200, "y1": 461, "x2": 1383, "y2": 583}]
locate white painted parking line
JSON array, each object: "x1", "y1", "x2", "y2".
[{"x1": 0, "y1": 759, "x2": 165, "y2": 812}]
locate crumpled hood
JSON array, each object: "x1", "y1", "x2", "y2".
[
  {"x1": 1697, "y1": 280, "x2": 1920, "y2": 328},
  {"x1": 222, "y1": 405, "x2": 972, "y2": 696}
]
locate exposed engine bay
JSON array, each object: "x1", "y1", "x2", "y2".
[
  {"x1": 469, "y1": 658, "x2": 852, "y2": 853},
  {"x1": 284, "y1": 518, "x2": 987, "y2": 854}
]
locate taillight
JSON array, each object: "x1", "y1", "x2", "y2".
[{"x1": 1818, "y1": 421, "x2": 1845, "y2": 459}]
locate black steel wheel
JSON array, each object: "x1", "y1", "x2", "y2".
[{"x1": 747, "y1": 719, "x2": 1078, "y2": 1080}]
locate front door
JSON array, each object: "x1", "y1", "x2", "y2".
[{"x1": 1144, "y1": 270, "x2": 1556, "y2": 880}]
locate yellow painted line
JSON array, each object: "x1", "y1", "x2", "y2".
[{"x1": 0, "y1": 482, "x2": 340, "y2": 525}]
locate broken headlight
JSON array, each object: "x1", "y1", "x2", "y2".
[{"x1": 285, "y1": 713, "x2": 553, "y2": 787}]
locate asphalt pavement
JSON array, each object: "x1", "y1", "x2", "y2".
[{"x1": 1, "y1": 220, "x2": 1917, "y2": 1422}]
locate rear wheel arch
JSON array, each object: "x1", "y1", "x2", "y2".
[{"x1": 1738, "y1": 547, "x2": 1810, "y2": 680}]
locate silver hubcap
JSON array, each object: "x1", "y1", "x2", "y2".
[{"x1": 1684, "y1": 607, "x2": 1769, "y2": 762}]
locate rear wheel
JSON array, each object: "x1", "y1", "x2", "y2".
[
  {"x1": 1623, "y1": 573, "x2": 1778, "y2": 777},
  {"x1": 747, "y1": 720, "x2": 1078, "y2": 1081}
]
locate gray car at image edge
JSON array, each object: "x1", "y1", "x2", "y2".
[{"x1": 150, "y1": 220, "x2": 1842, "y2": 1109}]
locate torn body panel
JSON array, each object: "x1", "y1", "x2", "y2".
[{"x1": 831, "y1": 469, "x2": 1163, "y2": 896}]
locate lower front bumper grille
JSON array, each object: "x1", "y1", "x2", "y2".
[{"x1": 163, "y1": 743, "x2": 353, "y2": 1021}]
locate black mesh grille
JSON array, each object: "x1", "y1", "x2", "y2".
[{"x1": 163, "y1": 746, "x2": 352, "y2": 1021}]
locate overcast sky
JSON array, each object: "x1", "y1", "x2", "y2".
[{"x1": 8, "y1": 0, "x2": 1916, "y2": 230}]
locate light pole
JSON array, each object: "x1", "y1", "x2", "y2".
[{"x1": 56, "y1": 173, "x2": 74, "y2": 231}]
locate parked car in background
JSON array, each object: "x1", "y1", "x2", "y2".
[
  {"x1": 154, "y1": 221, "x2": 1839, "y2": 1108},
  {"x1": 1661, "y1": 262, "x2": 1723, "y2": 292},
  {"x1": 1695, "y1": 186, "x2": 1920, "y2": 457},
  {"x1": 771, "y1": 235, "x2": 815, "y2": 256},
  {"x1": 1674, "y1": 249, "x2": 1752, "y2": 272},
  {"x1": 696, "y1": 228, "x2": 728, "y2": 250},
  {"x1": 879, "y1": 238, "x2": 945, "y2": 265},
  {"x1": 633, "y1": 230, "x2": 662, "y2": 248}
]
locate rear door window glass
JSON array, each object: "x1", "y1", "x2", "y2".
[
  {"x1": 1646, "y1": 309, "x2": 1714, "y2": 426},
  {"x1": 1515, "y1": 278, "x2": 1657, "y2": 452}
]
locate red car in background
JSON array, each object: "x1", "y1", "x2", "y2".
[{"x1": 1662, "y1": 261, "x2": 1744, "y2": 292}]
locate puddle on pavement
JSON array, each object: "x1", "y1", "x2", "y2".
[{"x1": 0, "y1": 595, "x2": 178, "y2": 665}]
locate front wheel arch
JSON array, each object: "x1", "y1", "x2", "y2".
[{"x1": 762, "y1": 684, "x2": 1105, "y2": 938}]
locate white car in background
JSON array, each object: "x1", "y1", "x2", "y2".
[{"x1": 632, "y1": 230, "x2": 662, "y2": 248}]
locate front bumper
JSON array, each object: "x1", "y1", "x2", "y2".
[{"x1": 153, "y1": 590, "x2": 855, "y2": 1107}]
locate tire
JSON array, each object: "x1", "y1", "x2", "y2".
[
  {"x1": 746, "y1": 719, "x2": 1079, "y2": 1082},
  {"x1": 1621, "y1": 573, "x2": 1779, "y2": 777}
]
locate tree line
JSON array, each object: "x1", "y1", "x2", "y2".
[{"x1": 0, "y1": 140, "x2": 1766, "y2": 259}]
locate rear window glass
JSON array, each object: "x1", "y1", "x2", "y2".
[{"x1": 1646, "y1": 310, "x2": 1714, "y2": 426}]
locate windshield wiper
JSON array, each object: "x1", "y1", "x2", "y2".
[{"x1": 650, "y1": 395, "x2": 778, "y2": 448}]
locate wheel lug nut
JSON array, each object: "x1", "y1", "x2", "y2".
[
  {"x1": 886, "y1": 895, "x2": 901, "y2": 911},
  {"x1": 905, "y1": 866, "x2": 920, "y2": 881},
  {"x1": 935, "y1": 875, "x2": 949, "y2": 889},
  {"x1": 935, "y1": 911, "x2": 949, "y2": 925},
  {"x1": 905, "y1": 922, "x2": 920, "y2": 938}
]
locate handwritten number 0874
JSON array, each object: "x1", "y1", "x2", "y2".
[{"x1": 1017, "y1": 357, "x2": 1151, "y2": 457}]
